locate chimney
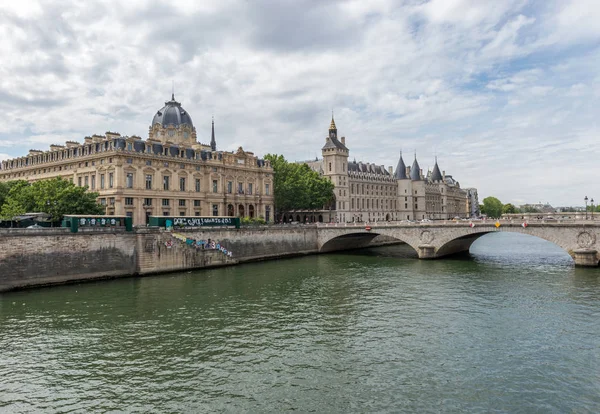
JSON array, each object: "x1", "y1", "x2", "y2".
[
  {"x1": 406, "y1": 166, "x2": 411, "y2": 176},
  {"x1": 442, "y1": 170, "x2": 446, "y2": 179},
  {"x1": 388, "y1": 166, "x2": 393, "y2": 174},
  {"x1": 341, "y1": 136, "x2": 345, "y2": 145},
  {"x1": 420, "y1": 168, "x2": 423, "y2": 179}
]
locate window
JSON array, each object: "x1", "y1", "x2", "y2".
[
  {"x1": 179, "y1": 199, "x2": 186, "y2": 207},
  {"x1": 195, "y1": 179, "x2": 201, "y2": 192},
  {"x1": 212, "y1": 204, "x2": 218, "y2": 216},
  {"x1": 109, "y1": 197, "x2": 115, "y2": 205},
  {"x1": 91, "y1": 175, "x2": 95, "y2": 190},
  {"x1": 146, "y1": 160, "x2": 152, "y2": 166},
  {"x1": 78, "y1": 177, "x2": 82, "y2": 187},
  {"x1": 99, "y1": 198, "x2": 106, "y2": 205},
  {"x1": 227, "y1": 181, "x2": 232, "y2": 194},
  {"x1": 179, "y1": 177, "x2": 186, "y2": 191},
  {"x1": 125, "y1": 197, "x2": 134, "y2": 206},
  {"x1": 329, "y1": 162, "x2": 332, "y2": 172},
  {"x1": 180, "y1": 211, "x2": 186, "y2": 216},
  {"x1": 163, "y1": 175, "x2": 170, "y2": 190},
  {"x1": 126, "y1": 158, "x2": 133, "y2": 164},
  {"x1": 194, "y1": 200, "x2": 201, "y2": 207},
  {"x1": 127, "y1": 143, "x2": 133, "y2": 151},
  {"x1": 100, "y1": 174, "x2": 105, "y2": 189},
  {"x1": 212, "y1": 180, "x2": 218, "y2": 193},
  {"x1": 265, "y1": 184, "x2": 270, "y2": 195},
  {"x1": 144, "y1": 198, "x2": 152, "y2": 206},
  {"x1": 126, "y1": 173, "x2": 134, "y2": 188},
  {"x1": 180, "y1": 163, "x2": 185, "y2": 169},
  {"x1": 248, "y1": 183, "x2": 253, "y2": 195},
  {"x1": 84, "y1": 176, "x2": 89, "y2": 187},
  {"x1": 238, "y1": 182, "x2": 243, "y2": 194},
  {"x1": 145, "y1": 175, "x2": 153, "y2": 190},
  {"x1": 162, "y1": 199, "x2": 170, "y2": 206},
  {"x1": 109, "y1": 172, "x2": 114, "y2": 188}
]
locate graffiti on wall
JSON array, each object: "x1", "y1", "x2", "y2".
[{"x1": 167, "y1": 232, "x2": 233, "y2": 257}]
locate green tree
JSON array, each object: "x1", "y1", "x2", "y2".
[
  {"x1": 264, "y1": 154, "x2": 334, "y2": 218},
  {"x1": 481, "y1": 196, "x2": 503, "y2": 218},
  {"x1": 502, "y1": 203, "x2": 517, "y2": 214},
  {"x1": 0, "y1": 177, "x2": 103, "y2": 221}
]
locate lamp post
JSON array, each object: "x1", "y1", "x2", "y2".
[
  {"x1": 584, "y1": 196, "x2": 588, "y2": 220},
  {"x1": 592, "y1": 198, "x2": 595, "y2": 221}
]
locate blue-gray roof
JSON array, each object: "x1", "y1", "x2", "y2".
[{"x1": 152, "y1": 95, "x2": 194, "y2": 128}]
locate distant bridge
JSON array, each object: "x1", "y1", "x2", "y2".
[{"x1": 316, "y1": 220, "x2": 600, "y2": 267}]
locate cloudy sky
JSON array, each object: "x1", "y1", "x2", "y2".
[{"x1": 0, "y1": 0, "x2": 598, "y2": 206}]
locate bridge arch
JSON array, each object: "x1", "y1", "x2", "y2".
[{"x1": 319, "y1": 231, "x2": 419, "y2": 255}]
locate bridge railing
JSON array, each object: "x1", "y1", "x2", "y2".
[{"x1": 314, "y1": 218, "x2": 590, "y2": 228}]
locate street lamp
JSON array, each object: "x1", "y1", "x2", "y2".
[
  {"x1": 592, "y1": 198, "x2": 595, "y2": 221},
  {"x1": 584, "y1": 196, "x2": 588, "y2": 220}
]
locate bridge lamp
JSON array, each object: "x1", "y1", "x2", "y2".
[
  {"x1": 592, "y1": 198, "x2": 595, "y2": 220},
  {"x1": 584, "y1": 196, "x2": 588, "y2": 220}
]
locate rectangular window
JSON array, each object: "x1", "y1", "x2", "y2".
[
  {"x1": 194, "y1": 200, "x2": 201, "y2": 207},
  {"x1": 125, "y1": 197, "x2": 134, "y2": 206},
  {"x1": 146, "y1": 160, "x2": 152, "y2": 166},
  {"x1": 238, "y1": 183, "x2": 243, "y2": 194},
  {"x1": 180, "y1": 211, "x2": 186, "y2": 216},
  {"x1": 163, "y1": 175, "x2": 170, "y2": 190},
  {"x1": 126, "y1": 158, "x2": 133, "y2": 164},
  {"x1": 248, "y1": 183, "x2": 253, "y2": 195},
  {"x1": 91, "y1": 175, "x2": 95, "y2": 190},
  {"x1": 109, "y1": 197, "x2": 115, "y2": 205},
  {"x1": 180, "y1": 163, "x2": 185, "y2": 169},
  {"x1": 78, "y1": 177, "x2": 82, "y2": 187},
  {"x1": 100, "y1": 198, "x2": 106, "y2": 205},
  {"x1": 179, "y1": 199, "x2": 186, "y2": 207},
  {"x1": 179, "y1": 177, "x2": 186, "y2": 191},
  {"x1": 195, "y1": 179, "x2": 201, "y2": 192},
  {"x1": 145, "y1": 175, "x2": 153, "y2": 190},
  {"x1": 144, "y1": 198, "x2": 152, "y2": 206},
  {"x1": 265, "y1": 184, "x2": 270, "y2": 195},
  {"x1": 227, "y1": 181, "x2": 232, "y2": 194},
  {"x1": 212, "y1": 204, "x2": 218, "y2": 216},
  {"x1": 162, "y1": 199, "x2": 170, "y2": 206},
  {"x1": 109, "y1": 172, "x2": 114, "y2": 188},
  {"x1": 212, "y1": 180, "x2": 218, "y2": 193},
  {"x1": 84, "y1": 176, "x2": 88, "y2": 187},
  {"x1": 100, "y1": 174, "x2": 105, "y2": 189},
  {"x1": 126, "y1": 173, "x2": 133, "y2": 188}
]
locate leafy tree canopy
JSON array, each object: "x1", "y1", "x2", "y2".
[
  {"x1": 264, "y1": 154, "x2": 334, "y2": 214},
  {"x1": 481, "y1": 196, "x2": 503, "y2": 218},
  {"x1": 502, "y1": 203, "x2": 518, "y2": 214},
  {"x1": 0, "y1": 177, "x2": 104, "y2": 221}
]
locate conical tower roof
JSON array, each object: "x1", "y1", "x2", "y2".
[
  {"x1": 394, "y1": 152, "x2": 407, "y2": 179},
  {"x1": 431, "y1": 158, "x2": 442, "y2": 181},
  {"x1": 410, "y1": 156, "x2": 421, "y2": 180}
]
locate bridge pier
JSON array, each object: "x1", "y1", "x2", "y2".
[
  {"x1": 573, "y1": 249, "x2": 599, "y2": 267},
  {"x1": 418, "y1": 245, "x2": 436, "y2": 259}
]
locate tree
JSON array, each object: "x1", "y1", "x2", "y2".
[
  {"x1": 502, "y1": 203, "x2": 517, "y2": 214},
  {"x1": 0, "y1": 177, "x2": 103, "y2": 221},
  {"x1": 264, "y1": 154, "x2": 334, "y2": 218},
  {"x1": 481, "y1": 196, "x2": 503, "y2": 218}
]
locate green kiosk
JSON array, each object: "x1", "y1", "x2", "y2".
[{"x1": 62, "y1": 215, "x2": 133, "y2": 233}]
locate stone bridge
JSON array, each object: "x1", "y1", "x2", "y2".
[{"x1": 316, "y1": 221, "x2": 600, "y2": 267}]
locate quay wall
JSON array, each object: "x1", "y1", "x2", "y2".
[{"x1": 0, "y1": 226, "x2": 321, "y2": 292}]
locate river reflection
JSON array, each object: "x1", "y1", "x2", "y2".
[{"x1": 1, "y1": 233, "x2": 599, "y2": 413}]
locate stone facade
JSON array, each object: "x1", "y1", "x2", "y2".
[
  {"x1": 299, "y1": 118, "x2": 472, "y2": 223},
  {"x1": 0, "y1": 96, "x2": 274, "y2": 225}
]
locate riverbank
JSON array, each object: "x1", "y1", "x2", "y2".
[{"x1": 0, "y1": 226, "x2": 404, "y2": 293}]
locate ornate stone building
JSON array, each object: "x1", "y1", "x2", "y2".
[
  {"x1": 298, "y1": 118, "x2": 471, "y2": 223},
  {"x1": 0, "y1": 95, "x2": 274, "y2": 225}
]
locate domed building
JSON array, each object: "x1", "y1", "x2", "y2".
[
  {"x1": 148, "y1": 94, "x2": 198, "y2": 146},
  {"x1": 0, "y1": 95, "x2": 273, "y2": 225}
]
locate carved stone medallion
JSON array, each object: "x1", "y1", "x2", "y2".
[
  {"x1": 420, "y1": 230, "x2": 434, "y2": 244},
  {"x1": 577, "y1": 231, "x2": 596, "y2": 248}
]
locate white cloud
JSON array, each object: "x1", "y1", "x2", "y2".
[{"x1": 0, "y1": 0, "x2": 598, "y2": 206}]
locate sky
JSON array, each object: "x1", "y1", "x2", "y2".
[{"x1": 0, "y1": 0, "x2": 598, "y2": 207}]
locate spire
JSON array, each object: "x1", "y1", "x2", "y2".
[
  {"x1": 431, "y1": 157, "x2": 442, "y2": 181},
  {"x1": 410, "y1": 154, "x2": 421, "y2": 180},
  {"x1": 394, "y1": 151, "x2": 407, "y2": 179},
  {"x1": 171, "y1": 80, "x2": 175, "y2": 101},
  {"x1": 328, "y1": 112, "x2": 337, "y2": 140},
  {"x1": 210, "y1": 116, "x2": 216, "y2": 151}
]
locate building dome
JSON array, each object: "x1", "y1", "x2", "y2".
[{"x1": 152, "y1": 94, "x2": 194, "y2": 128}]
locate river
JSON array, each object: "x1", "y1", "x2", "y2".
[{"x1": 1, "y1": 233, "x2": 599, "y2": 413}]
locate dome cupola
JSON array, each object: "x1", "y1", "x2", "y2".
[{"x1": 152, "y1": 94, "x2": 194, "y2": 128}]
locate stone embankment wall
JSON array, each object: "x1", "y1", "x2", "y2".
[{"x1": 0, "y1": 226, "x2": 321, "y2": 292}]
